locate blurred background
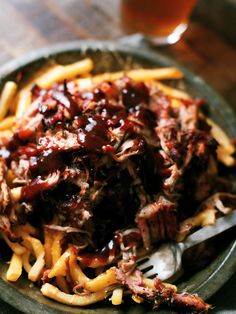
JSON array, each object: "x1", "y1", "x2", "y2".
[
  {"x1": 0, "y1": 0, "x2": 235, "y2": 108},
  {"x1": 0, "y1": 0, "x2": 235, "y2": 313}
]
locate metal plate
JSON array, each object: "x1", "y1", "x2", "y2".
[{"x1": 0, "y1": 40, "x2": 235, "y2": 314}]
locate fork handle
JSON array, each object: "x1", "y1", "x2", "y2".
[{"x1": 182, "y1": 210, "x2": 236, "y2": 251}]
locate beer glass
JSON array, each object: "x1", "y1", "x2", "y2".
[{"x1": 121, "y1": 0, "x2": 197, "y2": 45}]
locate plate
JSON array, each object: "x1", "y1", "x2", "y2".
[{"x1": 0, "y1": 40, "x2": 236, "y2": 314}]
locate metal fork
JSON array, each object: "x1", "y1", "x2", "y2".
[{"x1": 138, "y1": 210, "x2": 236, "y2": 281}]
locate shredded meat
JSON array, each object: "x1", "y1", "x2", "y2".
[
  {"x1": 136, "y1": 195, "x2": 177, "y2": 249},
  {"x1": 37, "y1": 131, "x2": 80, "y2": 152},
  {"x1": 0, "y1": 215, "x2": 11, "y2": 236},
  {"x1": 116, "y1": 268, "x2": 211, "y2": 313},
  {"x1": 172, "y1": 293, "x2": 212, "y2": 313},
  {"x1": 3, "y1": 77, "x2": 231, "y2": 246},
  {"x1": 0, "y1": 158, "x2": 15, "y2": 237},
  {"x1": 0, "y1": 158, "x2": 11, "y2": 213}
]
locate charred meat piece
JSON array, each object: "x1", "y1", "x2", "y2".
[
  {"x1": 116, "y1": 268, "x2": 211, "y2": 313},
  {"x1": 0, "y1": 158, "x2": 11, "y2": 214},
  {"x1": 136, "y1": 195, "x2": 177, "y2": 250}
]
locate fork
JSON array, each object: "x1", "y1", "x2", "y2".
[{"x1": 138, "y1": 210, "x2": 236, "y2": 281}]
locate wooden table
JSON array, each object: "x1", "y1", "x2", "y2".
[
  {"x1": 0, "y1": 0, "x2": 235, "y2": 108},
  {"x1": 0, "y1": 1, "x2": 235, "y2": 313}
]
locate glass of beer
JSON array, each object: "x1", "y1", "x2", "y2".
[{"x1": 121, "y1": 0, "x2": 197, "y2": 45}]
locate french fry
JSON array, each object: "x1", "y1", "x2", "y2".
[
  {"x1": 0, "y1": 81, "x2": 17, "y2": 121},
  {"x1": 111, "y1": 288, "x2": 123, "y2": 305},
  {"x1": 15, "y1": 90, "x2": 32, "y2": 119},
  {"x1": 0, "y1": 116, "x2": 16, "y2": 131},
  {"x1": 76, "y1": 67, "x2": 183, "y2": 91},
  {"x1": 93, "y1": 68, "x2": 183, "y2": 83},
  {"x1": 131, "y1": 294, "x2": 143, "y2": 304},
  {"x1": 1, "y1": 233, "x2": 26, "y2": 255},
  {"x1": 51, "y1": 231, "x2": 64, "y2": 264},
  {"x1": 0, "y1": 130, "x2": 13, "y2": 146},
  {"x1": 69, "y1": 249, "x2": 88, "y2": 285},
  {"x1": 48, "y1": 250, "x2": 70, "y2": 278},
  {"x1": 44, "y1": 228, "x2": 53, "y2": 269},
  {"x1": 28, "y1": 253, "x2": 44, "y2": 282},
  {"x1": 176, "y1": 208, "x2": 217, "y2": 241},
  {"x1": 49, "y1": 231, "x2": 70, "y2": 292},
  {"x1": 76, "y1": 77, "x2": 93, "y2": 90},
  {"x1": 207, "y1": 118, "x2": 235, "y2": 166},
  {"x1": 24, "y1": 235, "x2": 44, "y2": 258},
  {"x1": 10, "y1": 187, "x2": 23, "y2": 203},
  {"x1": 22, "y1": 250, "x2": 31, "y2": 273},
  {"x1": 16, "y1": 219, "x2": 58, "y2": 287},
  {"x1": 6, "y1": 253, "x2": 22, "y2": 281},
  {"x1": 36, "y1": 58, "x2": 94, "y2": 89},
  {"x1": 84, "y1": 267, "x2": 117, "y2": 292},
  {"x1": 143, "y1": 277, "x2": 155, "y2": 289},
  {"x1": 21, "y1": 234, "x2": 45, "y2": 282},
  {"x1": 153, "y1": 81, "x2": 191, "y2": 101},
  {"x1": 41, "y1": 283, "x2": 106, "y2": 306}
]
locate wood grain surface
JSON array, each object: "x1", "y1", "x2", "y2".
[
  {"x1": 0, "y1": 0, "x2": 235, "y2": 109},
  {"x1": 0, "y1": 1, "x2": 235, "y2": 314}
]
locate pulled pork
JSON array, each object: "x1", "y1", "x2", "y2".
[
  {"x1": 0, "y1": 158, "x2": 13, "y2": 237},
  {"x1": 0, "y1": 158, "x2": 11, "y2": 213},
  {"x1": 116, "y1": 268, "x2": 211, "y2": 313}
]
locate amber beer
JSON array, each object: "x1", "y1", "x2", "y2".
[{"x1": 121, "y1": 0, "x2": 197, "y2": 44}]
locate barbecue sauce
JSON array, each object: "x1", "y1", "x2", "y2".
[
  {"x1": 7, "y1": 78, "x2": 178, "y2": 247},
  {"x1": 77, "y1": 116, "x2": 109, "y2": 151},
  {"x1": 52, "y1": 90, "x2": 79, "y2": 117},
  {"x1": 78, "y1": 231, "x2": 142, "y2": 267}
]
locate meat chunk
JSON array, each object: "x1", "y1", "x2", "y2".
[
  {"x1": 172, "y1": 292, "x2": 212, "y2": 313},
  {"x1": 116, "y1": 268, "x2": 211, "y2": 313},
  {"x1": 136, "y1": 195, "x2": 177, "y2": 249}
]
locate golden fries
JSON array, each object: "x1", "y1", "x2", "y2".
[
  {"x1": 207, "y1": 118, "x2": 235, "y2": 166},
  {"x1": 13, "y1": 228, "x2": 45, "y2": 282},
  {"x1": 92, "y1": 67, "x2": 183, "y2": 82},
  {"x1": 1, "y1": 233, "x2": 26, "y2": 255},
  {"x1": 84, "y1": 267, "x2": 118, "y2": 292},
  {"x1": 6, "y1": 253, "x2": 22, "y2": 281},
  {"x1": 15, "y1": 90, "x2": 32, "y2": 119},
  {"x1": 41, "y1": 283, "x2": 106, "y2": 306},
  {"x1": 22, "y1": 251, "x2": 31, "y2": 273},
  {"x1": 111, "y1": 288, "x2": 123, "y2": 305},
  {"x1": 68, "y1": 249, "x2": 88, "y2": 285},
  {"x1": 153, "y1": 81, "x2": 191, "y2": 100},
  {"x1": 176, "y1": 208, "x2": 217, "y2": 241},
  {"x1": 76, "y1": 67, "x2": 183, "y2": 91},
  {"x1": 0, "y1": 81, "x2": 17, "y2": 121},
  {"x1": 44, "y1": 228, "x2": 54, "y2": 268},
  {"x1": 0, "y1": 116, "x2": 16, "y2": 131},
  {"x1": 48, "y1": 250, "x2": 70, "y2": 278},
  {"x1": 28, "y1": 253, "x2": 44, "y2": 282},
  {"x1": 36, "y1": 58, "x2": 93, "y2": 89},
  {"x1": 10, "y1": 187, "x2": 23, "y2": 203}
]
